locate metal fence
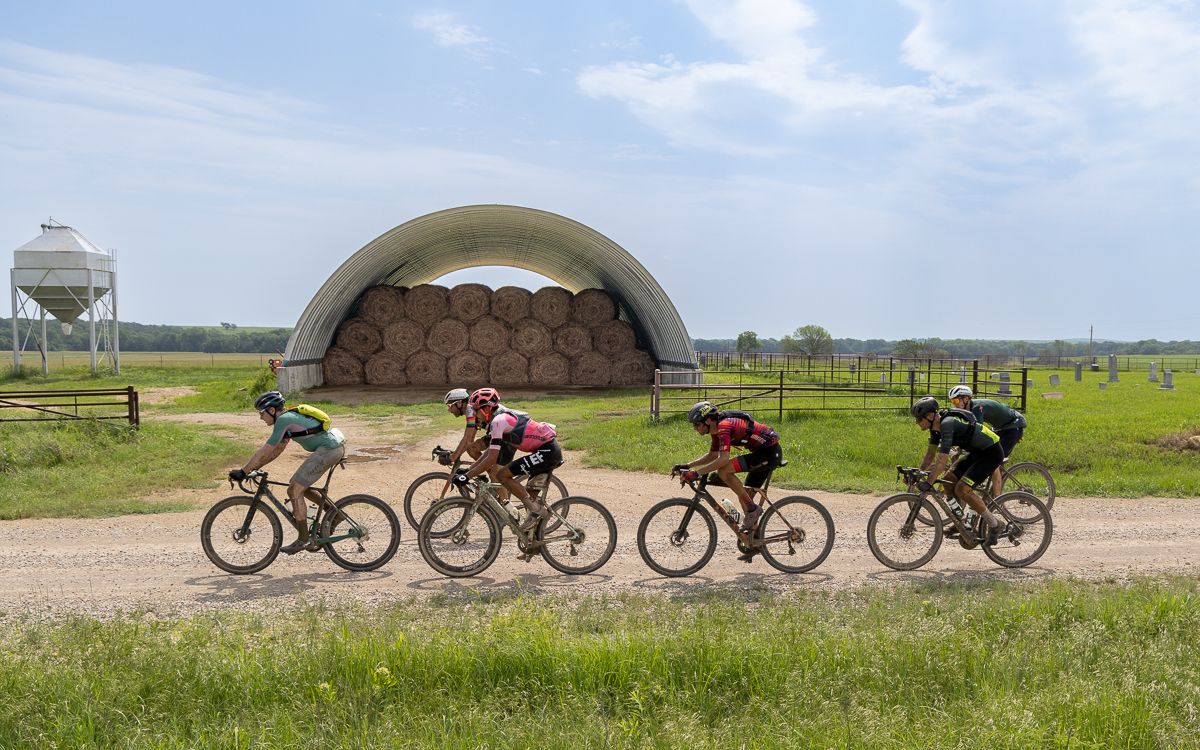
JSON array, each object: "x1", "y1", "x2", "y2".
[
  {"x1": 0, "y1": 386, "x2": 140, "y2": 427},
  {"x1": 651, "y1": 363, "x2": 1028, "y2": 421},
  {"x1": 697, "y1": 351, "x2": 1200, "y2": 374}
]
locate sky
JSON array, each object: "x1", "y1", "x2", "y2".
[{"x1": 2, "y1": 0, "x2": 1198, "y2": 341}]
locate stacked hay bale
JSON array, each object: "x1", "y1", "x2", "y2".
[{"x1": 320, "y1": 283, "x2": 656, "y2": 387}]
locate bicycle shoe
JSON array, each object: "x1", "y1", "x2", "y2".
[
  {"x1": 519, "y1": 507, "x2": 548, "y2": 534},
  {"x1": 280, "y1": 537, "x2": 309, "y2": 555},
  {"x1": 739, "y1": 506, "x2": 762, "y2": 535},
  {"x1": 984, "y1": 522, "x2": 1002, "y2": 546}
]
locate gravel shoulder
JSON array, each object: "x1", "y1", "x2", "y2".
[{"x1": 1, "y1": 413, "x2": 1197, "y2": 620}]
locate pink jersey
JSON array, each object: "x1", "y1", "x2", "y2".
[{"x1": 488, "y1": 411, "x2": 557, "y2": 452}]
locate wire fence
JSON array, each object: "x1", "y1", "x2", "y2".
[
  {"x1": 4, "y1": 352, "x2": 277, "y2": 374},
  {"x1": 697, "y1": 351, "x2": 1200, "y2": 374}
]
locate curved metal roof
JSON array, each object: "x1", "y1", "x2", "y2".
[{"x1": 283, "y1": 205, "x2": 697, "y2": 377}]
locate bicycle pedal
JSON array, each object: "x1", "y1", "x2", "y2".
[{"x1": 516, "y1": 553, "x2": 535, "y2": 563}]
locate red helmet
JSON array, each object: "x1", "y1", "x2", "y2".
[{"x1": 468, "y1": 387, "x2": 500, "y2": 410}]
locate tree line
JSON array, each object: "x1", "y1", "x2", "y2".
[
  {"x1": 703, "y1": 326, "x2": 1200, "y2": 358},
  {"x1": 0, "y1": 318, "x2": 289, "y2": 353}
]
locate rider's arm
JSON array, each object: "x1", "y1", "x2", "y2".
[
  {"x1": 926, "y1": 451, "x2": 950, "y2": 485},
  {"x1": 464, "y1": 414, "x2": 512, "y2": 478},
  {"x1": 450, "y1": 425, "x2": 477, "y2": 463},
  {"x1": 690, "y1": 450, "x2": 730, "y2": 475},
  {"x1": 917, "y1": 445, "x2": 937, "y2": 471},
  {"x1": 243, "y1": 440, "x2": 286, "y2": 473}
]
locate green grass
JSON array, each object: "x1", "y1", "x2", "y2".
[{"x1": 1, "y1": 578, "x2": 1198, "y2": 748}]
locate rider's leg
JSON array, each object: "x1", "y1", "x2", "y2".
[
  {"x1": 715, "y1": 462, "x2": 753, "y2": 512},
  {"x1": 497, "y1": 465, "x2": 537, "y2": 511},
  {"x1": 287, "y1": 481, "x2": 311, "y2": 540}
]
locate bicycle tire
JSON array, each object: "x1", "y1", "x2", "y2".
[
  {"x1": 756, "y1": 496, "x2": 836, "y2": 574},
  {"x1": 200, "y1": 495, "x2": 282, "y2": 575},
  {"x1": 636, "y1": 498, "x2": 718, "y2": 577},
  {"x1": 866, "y1": 493, "x2": 943, "y2": 571},
  {"x1": 417, "y1": 498, "x2": 502, "y2": 577},
  {"x1": 534, "y1": 496, "x2": 617, "y2": 575},
  {"x1": 531, "y1": 474, "x2": 570, "y2": 534},
  {"x1": 982, "y1": 491, "x2": 1053, "y2": 568},
  {"x1": 1001, "y1": 462, "x2": 1056, "y2": 513},
  {"x1": 403, "y1": 471, "x2": 468, "y2": 531},
  {"x1": 321, "y1": 494, "x2": 402, "y2": 572}
]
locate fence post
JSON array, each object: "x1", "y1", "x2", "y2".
[
  {"x1": 778, "y1": 370, "x2": 784, "y2": 421},
  {"x1": 1021, "y1": 367, "x2": 1028, "y2": 412},
  {"x1": 972, "y1": 360, "x2": 979, "y2": 395},
  {"x1": 651, "y1": 369, "x2": 661, "y2": 420}
]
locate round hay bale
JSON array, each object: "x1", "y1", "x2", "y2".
[
  {"x1": 554, "y1": 323, "x2": 593, "y2": 358},
  {"x1": 323, "y1": 351, "x2": 364, "y2": 386},
  {"x1": 426, "y1": 318, "x2": 469, "y2": 357},
  {"x1": 491, "y1": 286, "x2": 531, "y2": 323},
  {"x1": 593, "y1": 319, "x2": 637, "y2": 356},
  {"x1": 531, "y1": 286, "x2": 573, "y2": 328},
  {"x1": 570, "y1": 351, "x2": 612, "y2": 386},
  {"x1": 359, "y1": 285, "x2": 406, "y2": 325},
  {"x1": 512, "y1": 318, "x2": 553, "y2": 357},
  {"x1": 364, "y1": 352, "x2": 408, "y2": 386},
  {"x1": 609, "y1": 350, "x2": 656, "y2": 386},
  {"x1": 447, "y1": 351, "x2": 488, "y2": 384},
  {"x1": 571, "y1": 288, "x2": 616, "y2": 326},
  {"x1": 382, "y1": 319, "x2": 425, "y2": 359},
  {"x1": 334, "y1": 318, "x2": 382, "y2": 358},
  {"x1": 490, "y1": 351, "x2": 529, "y2": 385},
  {"x1": 405, "y1": 350, "x2": 447, "y2": 385},
  {"x1": 529, "y1": 352, "x2": 570, "y2": 385},
  {"x1": 469, "y1": 315, "x2": 511, "y2": 356},
  {"x1": 448, "y1": 283, "x2": 493, "y2": 322},
  {"x1": 405, "y1": 284, "x2": 450, "y2": 327}
]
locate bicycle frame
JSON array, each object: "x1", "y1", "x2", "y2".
[
  {"x1": 233, "y1": 465, "x2": 364, "y2": 548},
  {"x1": 897, "y1": 467, "x2": 983, "y2": 543},
  {"x1": 673, "y1": 472, "x2": 802, "y2": 550},
  {"x1": 449, "y1": 475, "x2": 576, "y2": 551},
  {"x1": 429, "y1": 446, "x2": 551, "y2": 503}
]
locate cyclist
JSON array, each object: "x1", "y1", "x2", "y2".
[
  {"x1": 450, "y1": 387, "x2": 560, "y2": 527},
  {"x1": 442, "y1": 387, "x2": 485, "y2": 465},
  {"x1": 948, "y1": 385, "x2": 1027, "y2": 495},
  {"x1": 228, "y1": 391, "x2": 346, "y2": 554},
  {"x1": 674, "y1": 401, "x2": 782, "y2": 541},
  {"x1": 911, "y1": 396, "x2": 1008, "y2": 544}
]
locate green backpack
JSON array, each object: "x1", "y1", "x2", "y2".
[{"x1": 286, "y1": 404, "x2": 332, "y2": 437}]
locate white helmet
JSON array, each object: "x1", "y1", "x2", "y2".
[
  {"x1": 443, "y1": 388, "x2": 470, "y2": 405},
  {"x1": 948, "y1": 385, "x2": 973, "y2": 401}
]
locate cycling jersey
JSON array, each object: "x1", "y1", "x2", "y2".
[
  {"x1": 929, "y1": 413, "x2": 999, "y2": 454},
  {"x1": 709, "y1": 412, "x2": 780, "y2": 453},
  {"x1": 970, "y1": 398, "x2": 1027, "y2": 431},
  {"x1": 267, "y1": 411, "x2": 344, "y2": 452},
  {"x1": 488, "y1": 409, "x2": 557, "y2": 453}
]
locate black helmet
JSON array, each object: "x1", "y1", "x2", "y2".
[
  {"x1": 255, "y1": 390, "x2": 285, "y2": 412},
  {"x1": 910, "y1": 396, "x2": 939, "y2": 419},
  {"x1": 687, "y1": 401, "x2": 719, "y2": 424}
]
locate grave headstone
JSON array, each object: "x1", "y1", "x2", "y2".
[
  {"x1": 1026, "y1": 379, "x2": 1034, "y2": 387},
  {"x1": 1149, "y1": 361, "x2": 1159, "y2": 382},
  {"x1": 848, "y1": 363, "x2": 857, "y2": 374},
  {"x1": 880, "y1": 372, "x2": 888, "y2": 383},
  {"x1": 959, "y1": 371, "x2": 969, "y2": 384},
  {"x1": 1108, "y1": 354, "x2": 1119, "y2": 382},
  {"x1": 1042, "y1": 392, "x2": 1064, "y2": 399},
  {"x1": 1161, "y1": 369, "x2": 1174, "y2": 390},
  {"x1": 1050, "y1": 374, "x2": 1061, "y2": 386},
  {"x1": 999, "y1": 371, "x2": 1012, "y2": 395},
  {"x1": 1074, "y1": 362, "x2": 1083, "y2": 381},
  {"x1": 1099, "y1": 382, "x2": 1107, "y2": 390}
]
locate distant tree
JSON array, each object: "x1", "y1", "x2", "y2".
[
  {"x1": 793, "y1": 324, "x2": 834, "y2": 355},
  {"x1": 736, "y1": 331, "x2": 761, "y2": 354},
  {"x1": 779, "y1": 335, "x2": 801, "y2": 354},
  {"x1": 893, "y1": 339, "x2": 949, "y2": 359}
]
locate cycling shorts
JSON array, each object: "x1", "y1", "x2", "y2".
[
  {"x1": 732, "y1": 443, "x2": 784, "y2": 489},
  {"x1": 292, "y1": 443, "x2": 346, "y2": 487},
  {"x1": 948, "y1": 442, "x2": 1004, "y2": 488},
  {"x1": 997, "y1": 427, "x2": 1024, "y2": 458},
  {"x1": 507, "y1": 439, "x2": 562, "y2": 478}
]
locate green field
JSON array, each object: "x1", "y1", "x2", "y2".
[{"x1": 3, "y1": 579, "x2": 1198, "y2": 748}]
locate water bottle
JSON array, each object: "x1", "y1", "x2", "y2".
[
  {"x1": 502, "y1": 500, "x2": 522, "y2": 521},
  {"x1": 962, "y1": 508, "x2": 979, "y2": 530},
  {"x1": 719, "y1": 499, "x2": 742, "y2": 524},
  {"x1": 945, "y1": 495, "x2": 965, "y2": 520}
]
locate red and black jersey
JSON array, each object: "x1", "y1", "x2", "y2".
[{"x1": 709, "y1": 410, "x2": 779, "y2": 453}]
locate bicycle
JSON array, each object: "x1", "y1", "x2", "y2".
[
  {"x1": 913, "y1": 450, "x2": 1055, "y2": 525},
  {"x1": 636, "y1": 466, "x2": 835, "y2": 577},
  {"x1": 416, "y1": 469, "x2": 616, "y2": 578},
  {"x1": 201, "y1": 463, "x2": 401, "y2": 575},
  {"x1": 403, "y1": 446, "x2": 570, "y2": 531},
  {"x1": 867, "y1": 466, "x2": 1052, "y2": 571}
]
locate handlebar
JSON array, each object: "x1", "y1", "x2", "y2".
[
  {"x1": 431, "y1": 445, "x2": 451, "y2": 461},
  {"x1": 896, "y1": 466, "x2": 929, "y2": 483},
  {"x1": 229, "y1": 469, "x2": 268, "y2": 494}
]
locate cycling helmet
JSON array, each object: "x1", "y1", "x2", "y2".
[
  {"x1": 948, "y1": 385, "x2": 973, "y2": 401},
  {"x1": 910, "y1": 396, "x2": 939, "y2": 419},
  {"x1": 687, "y1": 401, "x2": 719, "y2": 425},
  {"x1": 443, "y1": 388, "x2": 470, "y2": 405},
  {"x1": 468, "y1": 387, "x2": 500, "y2": 410},
  {"x1": 254, "y1": 391, "x2": 285, "y2": 412}
]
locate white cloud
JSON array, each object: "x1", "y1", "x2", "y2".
[{"x1": 411, "y1": 10, "x2": 489, "y2": 50}]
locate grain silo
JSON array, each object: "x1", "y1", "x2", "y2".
[{"x1": 9, "y1": 221, "x2": 120, "y2": 374}]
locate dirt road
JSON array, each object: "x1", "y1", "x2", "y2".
[{"x1": 1, "y1": 415, "x2": 1196, "y2": 620}]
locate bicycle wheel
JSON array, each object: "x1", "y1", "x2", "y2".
[
  {"x1": 403, "y1": 472, "x2": 468, "y2": 531},
  {"x1": 756, "y1": 496, "x2": 835, "y2": 574},
  {"x1": 982, "y1": 491, "x2": 1053, "y2": 568},
  {"x1": 866, "y1": 493, "x2": 943, "y2": 571},
  {"x1": 321, "y1": 494, "x2": 402, "y2": 572},
  {"x1": 537, "y1": 496, "x2": 617, "y2": 575},
  {"x1": 636, "y1": 498, "x2": 718, "y2": 577},
  {"x1": 417, "y1": 498, "x2": 502, "y2": 577},
  {"x1": 200, "y1": 496, "x2": 282, "y2": 575},
  {"x1": 1001, "y1": 462, "x2": 1056, "y2": 514}
]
